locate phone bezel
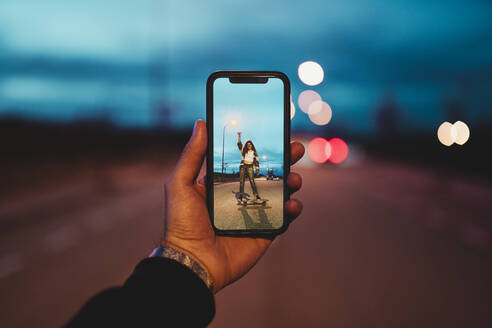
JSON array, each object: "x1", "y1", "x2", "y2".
[{"x1": 206, "y1": 71, "x2": 291, "y2": 237}]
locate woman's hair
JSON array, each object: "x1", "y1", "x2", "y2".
[{"x1": 242, "y1": 140, "x2": 258, "y2": 157}]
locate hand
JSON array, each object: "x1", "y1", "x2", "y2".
[
  {"x1": 255, "y1": 168, "x2": 259, "y2": 175},
  {"x1": 162, "y1": 120, "x2": 304, "y2": 293}
]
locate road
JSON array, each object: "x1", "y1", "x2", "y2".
[
  {"x1": 0, "y1": 157, "x2": 491, "y2": 327},
  {"x1": 213, "y1": 179, "x2": 283, "y2": 230}
]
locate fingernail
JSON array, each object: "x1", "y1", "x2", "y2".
[{"x1": 192, "y1": 120, "x2": 199, "y2": 135}]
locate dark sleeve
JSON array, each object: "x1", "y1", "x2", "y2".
[
  {"x1": 65, "y1": 257, "x2": 215, "y2": 327},
  {"x1": 237, "y1": 141, "x2": 243, "y2": 151}
]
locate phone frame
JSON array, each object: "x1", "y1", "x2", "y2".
[{"x1": 206, "y1": 71, "x2": 291, "y2": 237}]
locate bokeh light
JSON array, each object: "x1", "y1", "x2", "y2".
[
  {"x1": 298, "y1": 61, "x2": 324, "y2": 86},
  {"x1": 307, "y1": 99, "x2": 323, "y2": 115},
  {"x1": 290, "y1": 95, "x2": 295, "y2": 120},
  {"x1": 298, "y1": 90, "x2": 321, "y2": 114},
  {"x1": 308, "y1": 137, "x2": 329, "y2": 163},
  {"x1": 230, "y1": 119, "x2": 238, "y2": 126},
  {"x1": 308, "y1": 101, "x2": 332, "y2": 125},
  {"x1": 450, "y1": 124, "x2": 458, "y2": 142},
  {"x1": 453, "y1": 121, "x2": 470, "y2": 145},
  {"x1": 324, "y1": 140, "x2": 332, "y2": 159},
  {"x1": 328, "y1": 138, "x2": 349, "y2": 164},
  {"x1": 437, "y1": 121, "x2": 454, "y2": 146}
]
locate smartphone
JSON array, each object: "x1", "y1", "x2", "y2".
[{"x1": 206, "y1": 71, "x2": 291, "y2": 236}]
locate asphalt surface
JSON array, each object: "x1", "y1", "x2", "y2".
[
  {"x1": 0, "y1": 157, "x2": 491, "y2": 327},
  {"x1": 213, "y1": 179, "x2": 283, "y2": 230}
]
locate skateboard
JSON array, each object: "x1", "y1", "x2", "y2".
[
  {"x1": 233, "y1": 191, "x2": 268, "y2": 206},
  {"x1": 237, "y1": 198, "x2": 268, "y2": 206}
]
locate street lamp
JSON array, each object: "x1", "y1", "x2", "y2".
[{"x1": 222, "y1": 119, "x2": 238, "y2": 174}]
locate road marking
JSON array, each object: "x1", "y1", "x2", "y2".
[{"x1": 0, "y1": 253, "x2": 24, "y2": 279}]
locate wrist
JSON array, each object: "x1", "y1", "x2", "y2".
[{"x1": 149, "y1": 245, "x2": 215, "y2": 291}]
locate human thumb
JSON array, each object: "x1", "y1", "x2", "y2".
[{"x1": 171, "y1": 119, "x2": 207, "y2": 185}]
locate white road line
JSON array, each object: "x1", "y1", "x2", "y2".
[{"x1": 0, "y1": 253, "x2": 24, "y2": 279}]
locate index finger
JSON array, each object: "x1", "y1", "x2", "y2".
[{"x1": 290, "y1": 141, "x2": 305, "y2": 166}]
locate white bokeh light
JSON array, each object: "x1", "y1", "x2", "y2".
[
  {"x1": 298, "y1": 90, "x2": 321, "y2": 113},
  {"x1": 437, "y1": 121, "x2": 454, "y2": 146},
  {"x1": 437, "y1": 121, "x2": 471, "y2": 146},
  {"x1": 308, "y1": 101, "x2": 332, "y2": 125},
  {"x1": 298, "y1": 61, "x2": 324, "y2": 86},
  {"x1": 453, "y1": 121, "x2": 470, "y2": 145},
  {"x1": 450, "y1": 124, "x2": 458, "y2": 142},
  {"x1": 307, "y1": 100, "x2": 324, "y2": 115}
]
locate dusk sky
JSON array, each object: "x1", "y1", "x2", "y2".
[
  {"x1": 1, "y1": 0, "x2": 491, "y2": 134},
  {"x1": 212, "y1": 77, "x2": 284, "y2": 174}
]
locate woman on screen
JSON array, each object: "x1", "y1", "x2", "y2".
[{"x1": 237, "y1": 132, "x2": 264, "y2": 204}]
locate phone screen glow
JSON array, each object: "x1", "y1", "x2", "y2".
[{"x1": 212, "y1": 77, "x2": 285, "y2": 230}]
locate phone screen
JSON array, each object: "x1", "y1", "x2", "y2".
[{"x1": 210, "y1": 74, "x2": 287, "y2": 232}]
